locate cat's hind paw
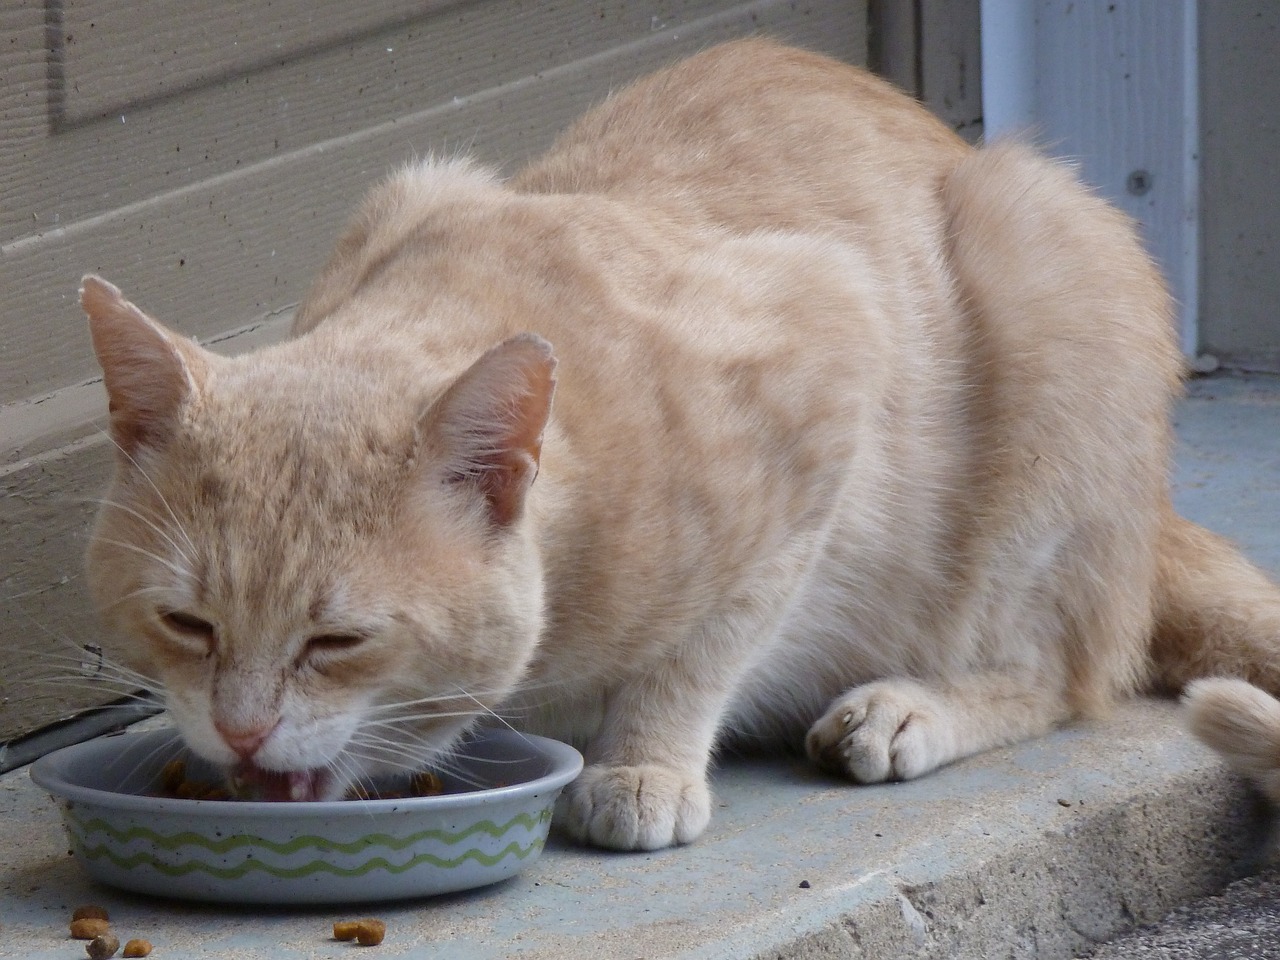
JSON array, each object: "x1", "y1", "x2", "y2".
[
  {"x1": 805, "y1": 679, "x2": 958, "y2": 783},
  {"x1": 558, "y1": 763, "x2": 711, "y2": 850}
]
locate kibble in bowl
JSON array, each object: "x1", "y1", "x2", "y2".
[{"x1": 31, "y1": 728, "x2": 581, "y2": 904}]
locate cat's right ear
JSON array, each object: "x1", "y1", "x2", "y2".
[
  {"x1": 423, "y1": 334, "x2": 557, "y2": 530},
  {"x1": 80, "y1": 275, "x2": 207, "y2": 456}
]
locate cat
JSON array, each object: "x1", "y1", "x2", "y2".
[{"x1": 79, "y1": 38, "x2": 1280, "y2": 851}]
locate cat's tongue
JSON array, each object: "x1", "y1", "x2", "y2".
[{"x1": 233, "y1": 764, "x2": 330, "y2": 802}]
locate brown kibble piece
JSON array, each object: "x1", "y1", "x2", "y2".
[
  {"x1": 70, "y1": 918, "x2": 112, "y2": 939},
  {"x1": 87, "y1": 933, "x2": 120, "y2": 959},
  {"x1": 122, "y1": 939, "x2": 153, "y2": 958},
  {"x1": 332, "y1": 921, "x2": 361, "y2": 941},
  {"x1": 159, "y1": 759, "x2": 186, "y2": 793},
  {"x1": 334, "y1": 919, "x2": 386, "y2": 946},
  {"x1": 72, "y1": 906, "x2": 110, "y2": 922},
  {"x1": 410, "y1": 771, "x2": 444, "y2": 796},
  {"x1": 355, "y1": 919, "x2": 387, "y2": 946}
]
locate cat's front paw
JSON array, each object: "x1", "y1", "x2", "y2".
[
  {"x1": 558, "y1": 763, "x2": 711, "y2": 850},
  {"x1": 805, "y1": 680, "x2": 957, "y2": 783}
]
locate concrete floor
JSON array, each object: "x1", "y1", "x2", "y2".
[
  {"x1": 1170, "y1": 375, "x2": 1280, "y2": 574},
  {"x1": 3, "y1": 373, "x2": 1279, "y2": 960}
]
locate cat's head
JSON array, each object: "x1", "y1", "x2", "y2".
[{"x1": 80, "y1": 276, "x2": 556, "y2": 799}]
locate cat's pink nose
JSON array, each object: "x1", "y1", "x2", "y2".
[{"x1": 214, "y1": 721, "x2": 273, "y2": 760}]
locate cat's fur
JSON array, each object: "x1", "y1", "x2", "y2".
[{"x1": 81, "y1": 40, "x2": 1280, "y2": 850}]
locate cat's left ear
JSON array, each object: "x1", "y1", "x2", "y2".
[
  {"x1": 424, "y1": 334, "x2": 557, "y2": 529},
  {"x1": 81, "y1": 275, "x2": 209, "y2": 456}
]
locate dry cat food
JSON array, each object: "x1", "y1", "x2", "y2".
[
  {"x1": 67, "y1": 906, "x2": 151, "y2": 958},
  {"x1": 155, "y1": 759, "x2": 231, "y2": 801},
  {"x1": 70, "y1": 917, "x2": 112, "y2": 939},
  {"x1": 333, "y1": 918, "x2": 387, "y2": 946},
  {"x1": 348, "y1": 771, "x2": 445, "y2": 801},
  {"x1": 155, "y1": 758, "x2": 445, "y2": 801}
]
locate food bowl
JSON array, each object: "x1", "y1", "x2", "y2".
[{"x1": 30, "y1": 727, "x2": 582, "y2": 904}]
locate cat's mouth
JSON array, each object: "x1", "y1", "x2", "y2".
[{"x1": 231, "y1": 763, "x2": 337, "y2": 802}]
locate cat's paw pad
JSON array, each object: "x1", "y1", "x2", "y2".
[
  {"x1": 805, "y1": 680, "x2": 956, "y2": 783},
  {"x1": 558, "y1": 763, "x2": 710, "y2": 850}
]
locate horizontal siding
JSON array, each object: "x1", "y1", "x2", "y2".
[{"x1": 56, "y1": 0, "x2": 448, "y2": 125}]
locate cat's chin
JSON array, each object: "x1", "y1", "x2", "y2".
[{"x1": 230, "y1": 763, "x2": 342, "y2": 802}]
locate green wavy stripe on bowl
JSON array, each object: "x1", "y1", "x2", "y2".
[
  {"x1": 66, "y1": 807, "x2": 551, "y2": 856},
  {"x1": 75, "y1": 838, "x2": 546, "y2": 879}
]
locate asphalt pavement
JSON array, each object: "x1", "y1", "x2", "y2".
[{"x1": 1084, "y1": 864, "x2": 1280, "y2": 959}]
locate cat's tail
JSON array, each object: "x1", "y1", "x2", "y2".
[
  {"x1": 1184, "y1": 678, "x2": 1280, "y2": 802},
  {"x1": 1152, "y1": 506, "x2": 1280, "y2": 793}
]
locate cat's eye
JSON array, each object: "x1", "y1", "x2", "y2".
[
  {"x1": 158, "y1": 610, "x2": 217, "y2": 653},
  {"x1": 306, "y1": 633, "x2": 368, "y2": 657},
  {"x1": 161, "y1": 611, "x2": 215, "y2": 636}
]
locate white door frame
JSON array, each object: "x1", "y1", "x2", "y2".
[{"x1": 980, "y1": 0, "x2": 1201, "y2": 359}]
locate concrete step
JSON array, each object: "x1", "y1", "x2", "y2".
[{"x1": 0, "y1": 704, "x2": 1267, "y2": 959}]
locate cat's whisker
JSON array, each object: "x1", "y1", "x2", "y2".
[
  {"x1": 110, "y1": 733, "x2": 186, "y2": 787},
  {"x1": 33, "y1": 662, "x2": 154, "y2": 689},
  {"x1": 424, "y1": 756, "x2": 492, "y2": 792},
  {"x1": 337, "y1": 751, "x2": 375, "y2": 791},
  {"x1": 342, "y1": 742, "x2": 492, "y2": 793},
  {"x1": 29, "y1": 687, "x2": 155, "y2": 716},
  {"x1": 363, "y1": 689, "x2": 512, "y2": 716},
  {"x1": 1, "y1": 581, "x2": 77, "y2": 604},
  {"x1": 81, "y1": 495, "x2": 197, "y2": 571},
  {"x1": 361, "y1": 676, "x2": 572, "y2": 720},
  {"x1": 35, "y1": 643, "x2": 153, "y2": 677},
  {"x1": 8, "y1": 607, "x2": 165, "y2": 711},
  {"x1": 349, "y1": 735, "x2": 447, "y2": 765},
  {"x1": 99, "y1": 583, "x2": 177, "y2": 612},
  {"x1": 81, "y1": 656, "x2": 161, "y2": 689},
  {"x1": 325, "y1": 752, "x2": 376, "y2": 812},
  {"x1": 365, "y1": 688, "x2": 512, "y2": 727},
  {"x1": 20, "y1": 652, "x2": 157, "y2": 701},
  {"x1": 349, "y1": 713, "x2": 536, "y2": 790},
  {"x1": 343, "y1": 743, "x2": 432, "y2": 773},
  {"x1": 361, "y1": 710, "x2": 499, "y2": 728},
  {"x1": 28, "y1": 675, "x2": 155, "y2": 703},
  {"x1": 363, "y1": 697, "x2": 466, "y2": 717},
  {"x1": 38, "y1": 639, "x2": 164, "y2": 694},
  {"x1": 92, "y1": 537, "x2": 190, "y2": 582},
  {"x1": 348, "y1": 732, "x2": 447, "y2": 773},
  {"x1": 450, "y1": 684, "x2": 535, "y2": 745},
  {"x1": 353, "y1": 732, "x2": 479, "y2": 768},
  {"x1": 97, "y1": 430, "x2": 201, "y2": 563},
  {"x1": 43, "y1": 677, "x2": 160, "y2": 707},
  {"x1": 348, "y1": 726, "x2": 437, "y2": 757}
]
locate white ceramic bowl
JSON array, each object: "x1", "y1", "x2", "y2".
[{"x1": 31, "y1": 727, "x2": 582, "y2": 904}]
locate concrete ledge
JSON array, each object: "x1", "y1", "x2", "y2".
[
  {"x1": 4, "y1": 375, "x2": 1278, "y2": 957},
  {"x1": 0, "y1": 703, "x2": 1266, "y2": 959}
]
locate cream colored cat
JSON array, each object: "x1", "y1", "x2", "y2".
[{"x1": 81, "y1": 40, "x2": 1280, "y2": 851}]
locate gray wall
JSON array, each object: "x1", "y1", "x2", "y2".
[{"x1": 1200, "y1": 1, "x2": 1280, "y2": 368}]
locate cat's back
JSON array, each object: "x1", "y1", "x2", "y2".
[
  {"x1": 295, "y1": 39, "x2": 967, "y2": 346},
  {"x1": 513, "y1": 38, "x2": 968, "y2": 235}
]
